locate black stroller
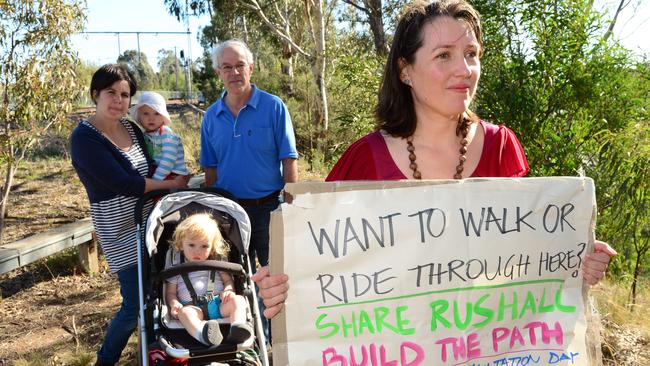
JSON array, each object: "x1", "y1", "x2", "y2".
[{"x1": 134, "y1": 189, "x2": 269, "y2": 365}]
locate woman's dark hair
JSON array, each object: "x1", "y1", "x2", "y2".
[
  {"x1": 89, "y1": 63, "x2": 137, "y2": 104},
  {"x1": 376, "y1": 0, "x2": 483, "y2": 137}
]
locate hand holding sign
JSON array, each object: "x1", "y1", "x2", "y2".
[
  {"x1": 582, "y1": 241, "x2": 617, "y2": 285},
  {"x1": 252, "y1": 266, "x2": 290, "y2": 318}
]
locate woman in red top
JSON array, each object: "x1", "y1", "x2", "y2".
[
  {"x1": 253, "y1": 0, "x2": 615, "y2": 319},
  {"x1": 326, "y1": 122, "x2": 529, "y2": 180},
  {"x1": 327, "y1": 0, "x2": 528, "y2": 181}
]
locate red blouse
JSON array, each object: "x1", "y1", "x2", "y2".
[{"x1": 326, "y1": 121, "x2": 529, "y2": 181}]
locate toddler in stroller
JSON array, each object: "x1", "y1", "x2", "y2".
[
  {"x1": 138, "y1": 189, "x2": 269, "y2": 366},
  {"x1": 165, "y1": 213, "x2": 253, "y2": 346}
]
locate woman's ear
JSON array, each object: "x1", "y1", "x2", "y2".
[
  {"x1": 91, "y1": 90, "x2": 98, "y2": 105},
  {"x1": 398, "y1": 58, "x2": 411, "y2": 85},
  {"x1": 397, "y1": 57, "x2": 411, "y2": 84}
]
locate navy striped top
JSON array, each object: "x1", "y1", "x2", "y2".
[{"x1": 71, "y1": 119, "x2": 153, "y2": 273}]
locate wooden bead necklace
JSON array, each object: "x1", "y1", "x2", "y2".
[{"x1": 406, "y1": 117, "x2": 471, "y2": 180}]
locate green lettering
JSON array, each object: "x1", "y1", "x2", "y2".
[
  {"x1": 453, "y1": 300, "x2": 473, "y2": 330},
  {"x1": 498, "y1": 291, "x2": 518, "y2": 321},
  {"x1": 538, "y1": 288, "x2": 555, "y2": 313},
  {"x1": 374, "y1": 306, "x2": 399, "y2": 333},
  {"x1": 341, "y1": 311, "x2": 356, "y2": 337},
  {"x1": 357, "y1": 310, "x2": 375, "y2": 336},
  {"x1": 554, "y1": 287, "x2": 576, "y2": 313},
  {"x1": 472, "y1": 294, "x2": 494, "y2": 329},
  {"x1": 315, "y1": 313, "x2": 339, "y2": 339},
  {"x1": 518, "y1": 290, "x2": 538, "y2": 319},
  {"x1": 430, "y1": 299, "x2": 451, "y2": 331},
  {"x1": 395, "y1": 305, "x2": 415, "y2": 335}
]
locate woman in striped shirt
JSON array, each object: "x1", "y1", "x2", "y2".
[{"x1": 70, "y1": 64, "x2": 189, "y2": 366}]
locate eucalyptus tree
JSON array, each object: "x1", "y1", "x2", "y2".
[
  {"x1": 157, "y1": 49, "x2": 186, "y2": 91},
  {"x1": 596, "y1": 121, "x2": 650, "y2": 307},
  {"x1": 337, "y1": 0, "x2": 403, "y2": 56},
  {"x1": 164, "y1": 0, "x2": 330, "y2": 133},
  {"x1": 117, "y1": 50, "x2": 158, "y2": 90},
  {"x1": 472, "y1": 0, "x2": 650, "y2": 287},
  {"x1": 474, "y1": 0, "x2": 643, "y2": 175},
  {"x1": 0, "y1": 0, "x2": 85, "y2": 243}
]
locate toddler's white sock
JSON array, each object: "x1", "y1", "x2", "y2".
[{"x1": 193, "y1": 321, "x2": 208, "y2": 345}]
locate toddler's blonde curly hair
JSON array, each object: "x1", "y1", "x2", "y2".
[{"x1": 171, "y1": 213, "x2": 229, "y2": 259}]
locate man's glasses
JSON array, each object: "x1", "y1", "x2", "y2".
[{"x1": 219, "y1": 63, "x2": 247, "y2": 73}]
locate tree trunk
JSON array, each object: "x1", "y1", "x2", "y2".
[
  {"x1": 365, "y1": 0, "x2": 389, "y2": 56},
  {"x1": 243, "y1": 14, "x2": 249, "y2": 43},
  {"x1": 312, "y1": 0, "x2": 329, "y2": 133},
  {"x1": 0, "y1": 160, "x2": 16, "y2": 245},
  {"x1": 280, "y1": 0, "x2": 295, "y2": 95},
  {"x1": 630, "y1": 253, "x2": 640, "y2": 310},
  {"x1": 603, "y1": 0, "x2": 629, "y2": 41}
]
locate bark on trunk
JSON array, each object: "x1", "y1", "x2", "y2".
[
  {"x1": 313, "y1": 0, "x2": 329, "y2": 133},
  {"x1": 280, "y1": 0, "x2": 295, "y2": 95},
  {"x1": 365, "y1": 0, "x2": 389, "y2": 56},
  {"x1": 0, "y1": 161, "x2": 16, "y2": 245}
]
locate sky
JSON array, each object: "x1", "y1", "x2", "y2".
[
  {"x1": 71, "y1": 0, "x2": 210, "y2": 70},
  {"x1": 71, "y1": 0, "x2": 649, "y2": 71}
]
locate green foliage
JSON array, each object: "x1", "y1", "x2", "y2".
[
  {"x1": 117, "y1": 50, "x2": 158, "y2": 90},
  {"x1": 191, "y1": 52, "x2": 221, "y2": 105},
  {"x1": 324, "y1": 52, "x2": 382, "y2": 162},
  {"x1": 595, "y1": 122, "x2": 650, "y2": 279},
  {"x1": 473, "y1": 0, "x2": 650, "y2": 287},
  {"x1": 0, "y1": 0, "x2": 85, "y2": 241},
  {"x1": 157, "y1": 48, "x2": 188, "y2": 91},
  {"x1": 73, "y1": 60, "x2": 100, "y2": 106},
  {"x1": 475, "y1": 1, "x2": 645, "y2": 174}
]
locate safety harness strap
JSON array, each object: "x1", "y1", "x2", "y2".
[{"x1": 180, "y1": 270, "x2": 217, "y2": 319}]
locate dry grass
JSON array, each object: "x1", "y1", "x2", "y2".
[{"x1": 592, "y1": 279, "x2": 650, "y2": 365}]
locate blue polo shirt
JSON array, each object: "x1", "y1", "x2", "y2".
[{"x1": 200, "y1": 85, "x2": 298, "y2": 199}]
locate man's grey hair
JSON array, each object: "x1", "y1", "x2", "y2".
[{"x1": 211, "y1": 39, "x2": 255, "y2": 69}]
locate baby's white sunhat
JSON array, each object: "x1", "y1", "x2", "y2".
[{"x1": 129, "y1": 91, "x2": 171, "y2": 125}]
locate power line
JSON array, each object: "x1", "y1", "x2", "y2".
[{"x1": 79, "y1": 31, "x2": 195, "y2": 100}]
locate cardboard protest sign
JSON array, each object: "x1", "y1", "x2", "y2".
[{"x1": 269, "y1": 178, "x2": 602, "y2": 366}]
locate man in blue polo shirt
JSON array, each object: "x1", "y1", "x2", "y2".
[{"x1": 200, "y1": 39, "x2": 298, "y2": 341}]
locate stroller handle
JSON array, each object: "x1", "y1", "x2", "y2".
[
  {"x1": 158, "y1": 259, "x2": 245, "y2": 281},
  {"x1": 134, "y1": 187, "x2": 235, "y2": 226}
]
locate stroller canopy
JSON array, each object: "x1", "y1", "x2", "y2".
[{"x1": 145, "y1": 191, "x2": 251, "y2": 257}]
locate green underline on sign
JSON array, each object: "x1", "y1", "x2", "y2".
[{"x1": 316, "y1": 278, "x2": 566, "y2": 310}]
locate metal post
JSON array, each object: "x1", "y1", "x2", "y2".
[
  {"x1": 137, "y1": 32, "x2": 141, "y2": 65},
  {"x1": 185, "y1": 0, "x2": 192, "y2": 101},
  {"x1": 174, "y1": 46, "x2": 179, "y2": 91}
]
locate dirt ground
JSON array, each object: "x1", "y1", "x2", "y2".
[
  {"x1": 0, "y1": 118, "x2": 139, "y2": 365},
  {"x1": 0, "y1": 108, "x2": 648, "y2": 365},
  {"x1": 0, "y1": 157, "x2": 139, "y2": 365}
]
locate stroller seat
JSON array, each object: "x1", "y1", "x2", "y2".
[
  {"x1": 159, "y1": 247, "x2": 253, "y2": 341},
  {"x1": 137, "y1": 190, "x2": 269, "y2": 365},
  {"x1": 157, "y1": 246, "x2": 256, "y2": 360}
]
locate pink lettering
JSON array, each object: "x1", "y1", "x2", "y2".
[
  {"x1": 435, "y1": 334, "x2": 480, "y2": 362},
  {"x1": 401, "y1": 341, "x2": 424, "y2": 366},
  {"x1": 492, "y1": 327, "x2": 510, "y2": 352},
  {"x1": 323, "y1": 347, "x2": 348, "y2": 366},
  {"x1": 542, "y1": 321, "x2": 564, "y2": 345},
  {"x1": 523, "y1": 321, "x2": 543, "y2": 345},
  {"x1": 492, "y1": 321, "x2": 566, "y2": 353},
  {"x1": 379, "y1": 344, "x2": 398, "y2": 366},
  {"x1": 509, "y1": 326, "x2": 526, "y2": 348},
  {"x1": 350, "y1": 344, "x2": 368, "y2": 366},
  {"x1": 467, "y1": 333, "x2": 481, "y2": 359},
  {"x1": 321, "y1": 342, "x2": 424, "y2": 366}
]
